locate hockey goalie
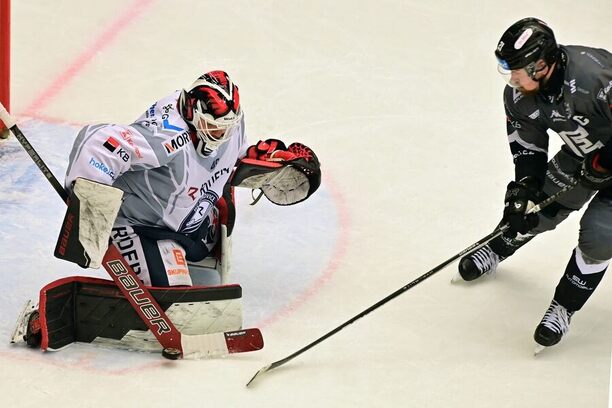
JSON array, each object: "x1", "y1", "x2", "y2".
[{"x1": 10, "y1": 70, "x2": 321, "y2": 357}]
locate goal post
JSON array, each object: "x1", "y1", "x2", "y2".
[{"x1": 0, "y1": 0, "x2": 10, "y2": 138}]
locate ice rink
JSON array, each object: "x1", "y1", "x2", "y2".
[{"x1": 2, "y1": 1, "x2": 612, "y2": 407}]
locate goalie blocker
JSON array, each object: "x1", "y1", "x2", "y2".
[
  {"x1": 54, "y1": 178, "x2": 124, "y2": 268},
  {"x1": 233, "y1": 139, "x2": 321, "y2": 205}
]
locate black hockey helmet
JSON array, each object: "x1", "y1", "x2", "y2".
[{"x1": 495, "y1": 18, "x2": 559, "y2": 72}]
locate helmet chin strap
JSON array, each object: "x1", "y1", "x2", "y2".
[{"x1": 536, "y1": 60, "x2": 564, "y2": 100}]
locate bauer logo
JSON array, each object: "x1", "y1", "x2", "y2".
[
  {"x1": 105, "y1": 259, "x2": 172, "y2": 335},
  {"x1": 163, "y1": 132, "x2": 191, "y2": 155},
  {"x1": 226, "y1": 330, "x2": 247, "y2": 337}
]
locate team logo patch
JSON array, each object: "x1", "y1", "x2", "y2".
[{"x1": 103, "y1": 137, "x2": 120, "y2": 153}]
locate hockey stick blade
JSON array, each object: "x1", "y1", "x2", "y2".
[
  {"x1": 246, "y1": 357, "x2": 291, "y2": 387},
  {"x1": 177, "y1": 328, "x2": 264, "y2": 359},
  {"x1": 246, "y1": 363, "x2": 272, "y2": 387}
]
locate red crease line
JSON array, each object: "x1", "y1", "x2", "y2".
[{"x1": 21, "y1": 0, "x2": 154, "y2": 117}]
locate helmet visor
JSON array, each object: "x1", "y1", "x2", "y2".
[{"x1": 496, "y1": 58, "x2": 539, "y2": 88}]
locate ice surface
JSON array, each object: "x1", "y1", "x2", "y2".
[{"x1": 2, "y1": 1, "x2": 612, "y2": 407}]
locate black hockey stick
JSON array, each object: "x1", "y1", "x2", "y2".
[
  {"x1": 0, "y1": 104, "x2": 263, "y2": 358},
  {"x1": 0, "y1": 110, "x2": 68, "y2": 202},
  {"x1": 246, "y1": 181, "x2": 577, "y2": 387}
]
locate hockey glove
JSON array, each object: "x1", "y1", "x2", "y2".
[
  {"x1": 502, "y1": 177, "x2": 540, "y2": 237},
  {"x1": 234, "y1": 139, "x2": 321, "y2": 205},
  {"x1": 576, "y1": 150, "x2": 612, "y2": 190},
  {"x1": 246, "y1": 139, "x2": 296, "y2": 161}
]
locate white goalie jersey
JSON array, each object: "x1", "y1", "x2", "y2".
[{"x1": 65, "y1": 91, "x2": 248, "y2": 233}]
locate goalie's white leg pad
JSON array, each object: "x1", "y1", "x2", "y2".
[
  {"x1": 34, "y1": 276, "x2": 244, "y2": 352},
  {"x1": 91, "y1": 297, "x2": 243, "y2": 352},
  {"x1": 10, "y1": 300, "x2": 37, "y2": 344}
]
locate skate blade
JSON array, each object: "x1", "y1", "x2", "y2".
[
  {"x1": 10, "y1": 300, "x2": 36, "y2": 344},
  {"x1": 450, "y1": 272, "x2": 464, "y2": 284},
  {"x1": 533, "y1": 343, "x2": 547, "y2": 356}
]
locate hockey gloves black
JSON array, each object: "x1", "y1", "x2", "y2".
[
  {"x1": 502, "y1": 177, "x2": 540, "y2": 237},
  {"x1": 576, "y1": 150, "x2": 612, "y2": 190}
]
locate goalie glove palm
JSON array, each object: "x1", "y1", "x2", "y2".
[{"x1": 234, "y1": 140, "x2": 321, "y2": 205}]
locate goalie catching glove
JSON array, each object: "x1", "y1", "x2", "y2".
[{"x1": 232, "y1": 139, "x2": 321, "y2": 205}]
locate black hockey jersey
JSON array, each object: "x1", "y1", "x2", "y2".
[{"x1": 503, "y1": 45, "x2": 612, "y2": 185}]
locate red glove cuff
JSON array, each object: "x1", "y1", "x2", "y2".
[{"x1": 246, "y1": 139, "x2": 317, "y2": 163}]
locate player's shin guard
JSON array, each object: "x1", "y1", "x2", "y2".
[
  {"x1": 534, "y1": 247, "x2": 608, "y2": 347},
  {"x1": 552, "y1": 247, "x2": 608, "y2": 312}
]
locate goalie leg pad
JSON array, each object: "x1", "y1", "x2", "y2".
[{"x1": 28, "y1": 276, "x2": 244, "y2": 352}]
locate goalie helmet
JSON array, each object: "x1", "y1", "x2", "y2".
[
  {"x1": 178, "y1": 71, "x2": 243, "y2": 157},
  {"x1": 495, "y1": 18, "x2": 559, "y2": 78}
]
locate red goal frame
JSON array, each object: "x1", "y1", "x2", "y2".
[{"x1": 0, "y1": 0, "x2": 9, "y2": 116}]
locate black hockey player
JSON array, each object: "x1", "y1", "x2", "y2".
[{"x1": 456, "y1": 18, "x2": 612, "y2": 351}]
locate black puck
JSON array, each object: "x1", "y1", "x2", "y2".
[{"x1": 162, "y1": 348, "x2": 182, "y2": 360}]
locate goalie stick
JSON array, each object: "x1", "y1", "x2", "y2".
[
  {"x1": 0, "y1": 103, "x2": 263, "y2": 359},
  {"x1": 245, "y1": 182, "x2": 577, "y2": 387}
]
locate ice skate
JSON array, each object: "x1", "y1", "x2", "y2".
[
  {"x1": 452, "y1": 244, "x2": 503, "y2": 283},
  {"x1": 533, "y1": 300, "x2": 573, "y2": 355}
]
